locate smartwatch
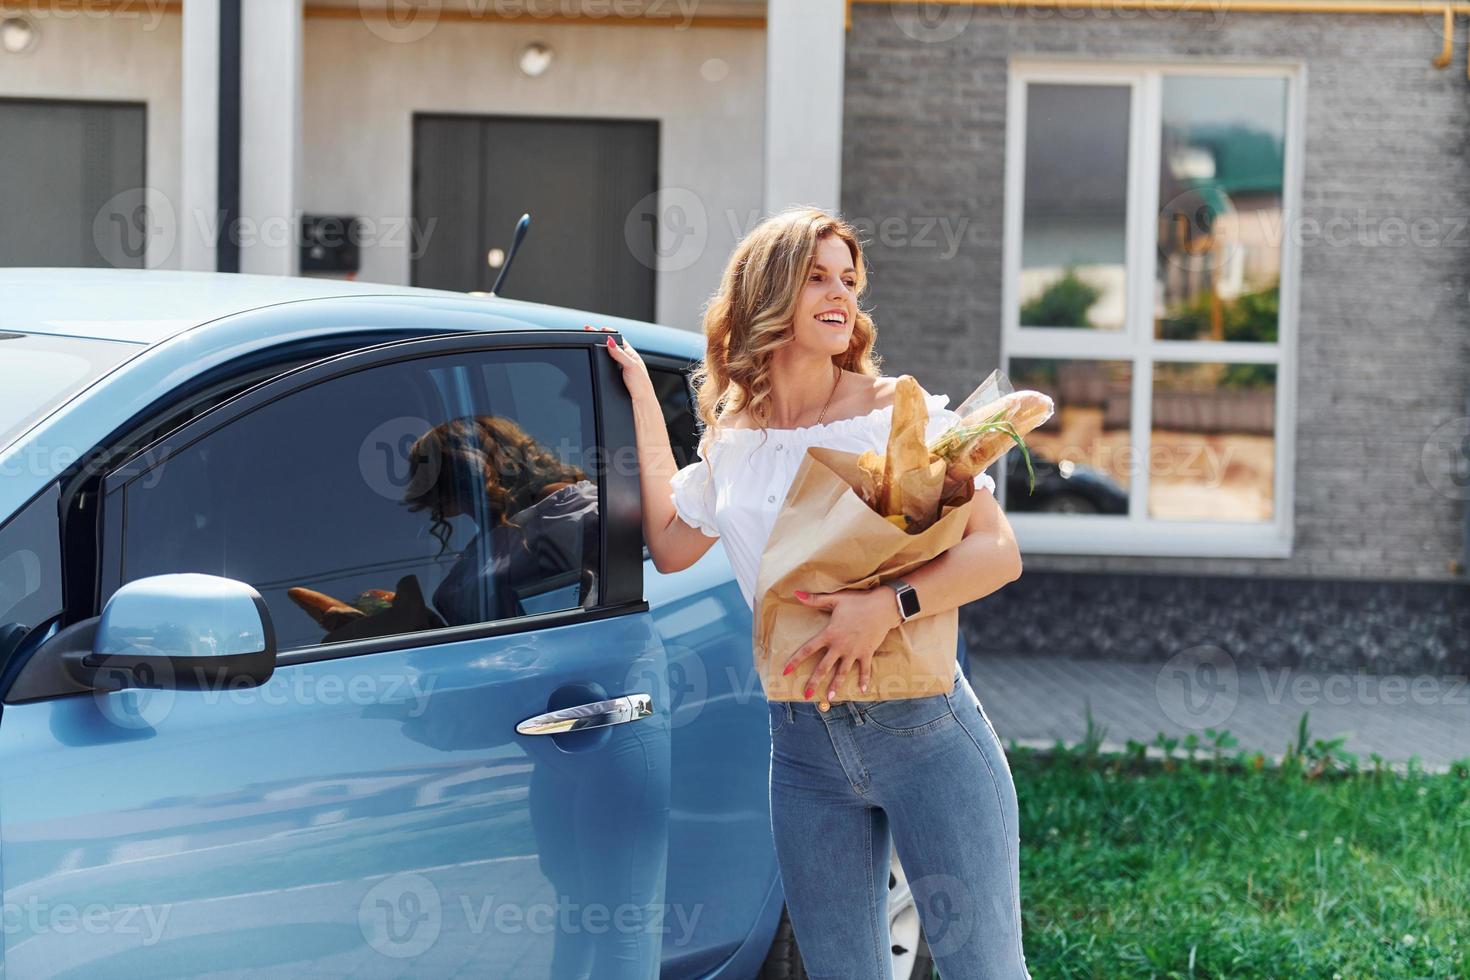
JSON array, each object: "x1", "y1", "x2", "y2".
[{"x1": 886, "y1": 579, "x2": 921, "y2": 623}]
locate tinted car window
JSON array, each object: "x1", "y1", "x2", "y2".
[
  {"x1": 650, "y1": 366, "x2": 699, "y2": 467},
  {"x1": 119, "y1": 347, "x2": 601, "y2": 651},
  {"x1": 0, "y1": 484, "x2": 63, "y2": 666}
]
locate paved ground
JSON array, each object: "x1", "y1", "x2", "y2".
[{"x1": 968, "y1": 654, "x2": 1470, "y2": 773}]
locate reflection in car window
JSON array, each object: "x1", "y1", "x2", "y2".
[
  {"x1": 0, "y1": 484, "x2": 63, "y2": 669},
  {"x1": 0, "y1": 332, "x2": 137, "y2": 452},
  {"x1": 119, "y1": 348, "x2": 601, "y2": 651}
]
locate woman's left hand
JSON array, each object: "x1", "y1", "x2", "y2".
[{"x1": 781, "y1": 586, "x2": 901, "y2": 706}]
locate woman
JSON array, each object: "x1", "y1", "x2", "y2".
[{"x1": 598, "y1": 206, "x2": 1030, "y2": 979}]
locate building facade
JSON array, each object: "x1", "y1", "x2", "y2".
[{"x1": 2, "y1": 0, "x2": 1466, "y2": 674}]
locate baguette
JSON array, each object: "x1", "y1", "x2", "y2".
[{"x1": 931, "y1": 390, "x2": 1054, "y2": 485}]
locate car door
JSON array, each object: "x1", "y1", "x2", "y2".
[
  {"x1": 0, "y1": 330, "x2": 672, "y2": 979},
  {"x1": 640, "y1": 361, "x2": 777, "y2": 977}
]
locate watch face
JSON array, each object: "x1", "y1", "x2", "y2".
[{"x1": 898, "y1": 588, "x2": 921, "y2": 618}]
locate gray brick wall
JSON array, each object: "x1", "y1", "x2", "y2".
[{"x1": 840, "y1": 3, "x2": 1470, "y2": 583}]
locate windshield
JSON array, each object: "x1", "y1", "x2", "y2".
[{"x1": 0, "y1": 331, "x2": 138, "y2": 452}]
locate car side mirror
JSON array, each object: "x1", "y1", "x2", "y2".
[{"x1": 65, "y1": 573, "x2": 276, "y2": 693}]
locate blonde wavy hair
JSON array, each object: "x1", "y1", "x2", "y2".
[
  {"x1": 689, "y1": 206, "x2": 882, "y2": 454},
  {"x1": 402, "y1": 415, "x2": 588, "y2": 557}
]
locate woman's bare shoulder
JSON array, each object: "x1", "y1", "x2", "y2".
[{"x1": 854, "y1": 373, "x2": 931, "y2": 413}]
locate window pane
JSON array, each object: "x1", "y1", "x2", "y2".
[
  {"x1": 121, "y1": 347, "x2": 601, "y2": 650},
  {"x1": 649, "y1": 367, "x2": 699, "y2": 468},
  {"x1": 0, "y1": 484, "x2": 63, "y2": 666},
  {"x1": 1149, "y1": 361, "x2": 1276, "y2": 521},
  {"x1": 1020, "y1": 84, "x2": 1130, "y2": 332},
  {"x1": 1004, "y1": 358, "x2": 1132, "y2": 515},
  {"x1": 1156, "y1": 75, "x2": 1287, "y2": 342},
  {"x1": 0, "y1": 332, "x2": 136, "y2": 451}
]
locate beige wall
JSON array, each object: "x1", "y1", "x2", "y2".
[
  {"x1": 300, "y1": 16, "x2": 766, "y2": 330},
  {"x1": 0, "y1": 9, "x2": 182, "y2": 270}
]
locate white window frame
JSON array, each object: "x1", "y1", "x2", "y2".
[{"x1": 1000, "y1": 57, "x2": 1305, "y2": 559}]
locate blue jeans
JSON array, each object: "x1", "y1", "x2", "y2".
[{"x1": 767, "y1": 662, "x2": 1031, "y2": 979}]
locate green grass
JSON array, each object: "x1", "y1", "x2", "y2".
[{"x1": 1009, "y1": 734, "x2": 1470, "y2": 979}]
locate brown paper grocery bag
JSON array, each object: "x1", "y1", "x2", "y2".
[{"x1": 753, "y1": 445, "x2": 976, "y2": 703}]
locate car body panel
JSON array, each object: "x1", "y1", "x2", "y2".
[{"x1": 0, "y1": 614, "x2": 672, "y2": 977}]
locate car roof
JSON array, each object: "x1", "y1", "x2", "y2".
[
  {"x1": 0, "y1": 268, "x2": 706, "y2": 519},
  {"x1": 0, "y1": 267, "x2": 703, "y2": 355}
]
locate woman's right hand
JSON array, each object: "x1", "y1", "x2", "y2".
[{"x1": 585, "y1": 324, "x2": 655, "y2": 404}]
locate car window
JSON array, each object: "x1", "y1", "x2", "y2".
[
  {"x1": 0, "y1": 484, "x2": 63, "y2": 668},
  {"x1": 649, "y1": 366, "x2": 699, "y2": 467},
  {"x1": 118, "y1": 347, "x2": 602, "y2": 651},
  {"x1": 0, "y1": 332, "x2": 137, "y2": 452}
]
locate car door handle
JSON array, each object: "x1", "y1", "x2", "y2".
[{"x1": 516, "y1": 693, "x2": 654, "y2": 736}]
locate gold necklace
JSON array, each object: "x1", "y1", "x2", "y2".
[{"x1": 814, "y1": 363, "x2": 841, "y2": 425}]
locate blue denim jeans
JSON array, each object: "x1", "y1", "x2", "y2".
[{"x1": 767, "y1": 662, "x2": 1031, "y2": 980}]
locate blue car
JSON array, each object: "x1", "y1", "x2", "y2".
[{"x1": 0, "y1": 268, "x2": 970, "y2": 979}]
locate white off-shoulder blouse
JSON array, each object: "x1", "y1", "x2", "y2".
[{"x1": 668, "y1": 390, "x2": 997, "y2": 611}]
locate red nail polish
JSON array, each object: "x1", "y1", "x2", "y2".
[
  {"x1": 783, "y1": 663, "x2": 793, "y2": 675},
  {"x1": 803, "y1": 686, "x2": 813, "y2": 698},
  {"x1": 794, "y1": 590, "x2": 809, "y2": 600}
]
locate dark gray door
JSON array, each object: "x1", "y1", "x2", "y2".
[
  {"x1": 0, "y1": 98, "x2": 147, "y2": 268},
  {"x1": 412, "y1": 113, "x2": 659, "y2": 321}
]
